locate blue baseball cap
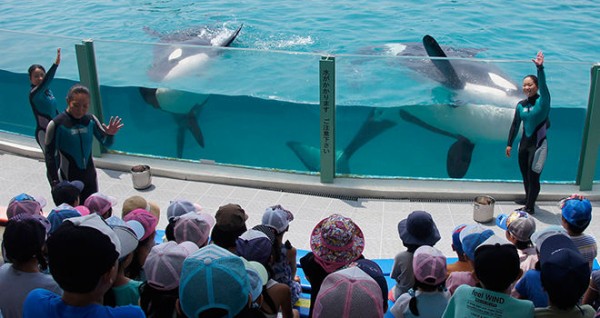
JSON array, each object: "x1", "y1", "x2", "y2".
[
  {"x1": 452, "y1": 224, "x2": 468, "y2": 255},
  {"x1": 459, "y1": 224, "x2": 494, "y2": 261},
  {"x1": 561, "y1": 197, "x2": 592, "y2": 229}
]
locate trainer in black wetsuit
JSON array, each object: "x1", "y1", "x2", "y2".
[
  {"x1": 45, "y1": 85, "x2": 123, "y2": 202},
  {"x1": 29, "y1": 49, "x2": 61, "y2": 153},
  {"x1": 506, "y1": 51, "x2": 551, "y2": 214}
]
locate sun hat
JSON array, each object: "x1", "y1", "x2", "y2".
[
  {"x1": 262, "y1": 204, "x2": 294, "y2": 234},
  {"x1": 122, "y1": 195, "x2": 161, "y2": 219},
  {"x1": 531, "y1": 225, "x2": 567, "y2": 253},
  {"x1": 215, "y1": 203, "x2": 248, "y2": 230},
  {"x1": 173, "y1": 211, "x2": 215, "y2": 247},
  {"x1": 84, "y1": 192, "x2": 117, "y2": 217},
  {"x1": 496, "y1": 210, "x2": 536, "y2": 242},
  {"x1": 313, "y1": 266, "x2": 383, "y2": 318},
  {"x1": 236, "y1": 229, "x2": 273, "y2": 266},
  {"x1": 144, "y1": 241, "x2": 199, "y2": 291},
  {"x1": 413, "y1": 245, "x2": 447, "y2": 286},
  {"x1": 310, "y1": 214, "x2": 365, "y2": 273},
  {"x1": 539, "y1": 234, "x2": 590, "y2": 304},
  {"x1": 123, "y1": 208, "x2": 158, "y2": 241},
  {"x1": 474, "y1": 235, "x2": 520, "y2": 292},
  {"x1": 397, "y1": 210, "x2": 441, "y2": 246},
  {"x1": 167, "y1": 199, "x2": 202, "y2": 221},
  {"x1": 560, "y1": 195, "x2": 592, "y2": 229},
  {"x1": 451, "y1": 224, "x2": 468, "y2": 255},
  {"x1": 47, "y1": 204, "x2": 83, "y2": 234},
  {"x1": 179, "y1": 245, "x2": 250, "y2": 317},
  {"x1": 6, "y1": 193, "x2": 46, "y2": 219}
]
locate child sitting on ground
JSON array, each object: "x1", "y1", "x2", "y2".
[
  {"x1": 446, "y1": 224, "x2": 472, "y2": 275},
  {"x1": 496, "y1": 210, "x2": 538, "y2": 272},
  {"x1": 534, "y1": 233, "x2": 595, "y2": 317},
  {"x1": 22, "y1": 214, "x2": 145, "y2": 317},
  {"x1": 48, "y1": 180, "x2": 85, "y2": 234},
  {"x1": 559, "y1": 194, "x2": 597, "y2": 270},
  {"x1": 140, "y1": 241, "x2": 199, "y2": 318},
  {"x1": 390, "y1": 211, "x2": 441, "y2": 300},
  {"x1": 84, "y1": 192, "x2": 117, "y2": 219},
  {"x1": 390, "y1": 245, "x2": 450, "y2": 318},
  {"x1": 261, "y1": 204, "x2": 302, "y2": 305},
  {"x1": 0, "y1": 215, "x2": 61, "y2": 317},
  {"x1": 442, "y1": 235, "x2": 534, "y2": 317}
]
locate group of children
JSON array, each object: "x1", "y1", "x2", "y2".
[
  {"x1": 0, "y1": 180, "x2": 304, "y2": 318},
  {"x1": 0, "y1": 181, "x2": 599, "y2": 318}
]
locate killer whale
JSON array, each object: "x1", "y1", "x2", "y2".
[
  {"x1": 288, "y1": 35, "x2": 520, "y2": 178},
  {"x1": 146, "y1": 24, "x2": 243, "y2": 82},
  {"x1": 140, "y1": 25, "x2": 243, "y2": 157}
]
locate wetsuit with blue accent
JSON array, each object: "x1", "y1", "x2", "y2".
[
  {"x1": 44, "y1": 111, "x2": 114, "y2": 202},
  {"x1": 507, "y1": 65, "x2": 551, "y2": 212},
  {"x1": 29, "y1": 63, "x2": 59, "y2": 153}
]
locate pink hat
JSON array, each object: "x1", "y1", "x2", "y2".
[
  {"x1": 412, "y1": 246, "x2": 447, "y2": 286},
  {"x1": 84, "y1": 192, "x2": 117, "y2": 217},
  {"x1": 173, "y1": 212, "x2": 215, "y2": 248},
  {"x1": 314, "y1": 266, "x2": 383, "y2": 318},
  {"x1": 310, "y1": 214, "x2": 365, "y2": 273},
  {"x1": 144, "y1": 241, "x2": 199, "y2": 290},
  {"x1": 123, "y1": 208, "x2": 158, "y2": 241},
  {"x1": 6, "y1": 193, "x2": 46, "y2": 219}
]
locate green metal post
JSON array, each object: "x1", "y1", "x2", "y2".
[
  {"x1": 75, "y1": 40, "x2": 104, "y2": 157},
  {"x1": 576, "y1": 64, "x2": 600, "y2": 190},
  {"x1": 319, "y1": 56, "x2": 335, "y2": 183}
]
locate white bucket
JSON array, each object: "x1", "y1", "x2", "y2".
[
  {"x1": 473, "y1": 195, "x2": 495, "y2": 223},
  {"x1": 131, "y1": 165, "x2": 152, "y2": 190}
]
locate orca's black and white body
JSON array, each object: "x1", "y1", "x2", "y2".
[{"x1": 140, "y1": 25, "x2": 243, "y2": 157}]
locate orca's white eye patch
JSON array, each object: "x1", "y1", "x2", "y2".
[
  {"x1": 488, "y1": 72, "x2": 517, "y2": 91},
  {"x1": 168, "y1": 48, "x2": 183, "y2": 61}
]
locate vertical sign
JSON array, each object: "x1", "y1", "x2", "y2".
[
  {"x1": 320, "y1": 56, "x2": 335, "y2": 183},
  {"x1": 75, "y1": 40, "x2": 104, "y2": 157},
  {"x1": 577, "y1": 64, "x2": 600, "y2": 190}
]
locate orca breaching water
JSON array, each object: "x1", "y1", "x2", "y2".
[
  {"x1": 289, "y1": 35, "x2": 522, "y2": 178},
  {"x1": 139, "y1": 25, "x2": 243, "y2": 158}
]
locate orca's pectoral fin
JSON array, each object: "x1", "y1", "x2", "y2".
[
  {"x1": 139, "y1": 87, "x2": 161, "y2": 109},
  {"x1": 287, "y1": 142, "x2": 320, "y2": 172},
  {"x1": 175, "y1": 115, "x2": 186, "y2": 158},
  {"x1": 423, "y1": 35, "x2": 464, "y2": 90},
  {"x1": 185, "y1": 110, "x2": 205, "y2": 148},
  {"x1": 343, "y1": 108, "x2": 397, "y2": 159},
  {"x1": 446, "y1": 136, "x2": 475, "y2": 178}
]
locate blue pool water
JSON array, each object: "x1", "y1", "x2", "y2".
[{"x1": 0, "y1": 0, "x2": 599, "y2": 181}]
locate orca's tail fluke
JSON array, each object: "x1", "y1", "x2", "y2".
[{"x1": 286, "y1": 142, "x2": 350, "y2": 174}]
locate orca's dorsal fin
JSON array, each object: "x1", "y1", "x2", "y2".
[
  {"x1": 221, "y1": 24, "x2": 243, "y2": 47},
  {"x1": 423, "y1": 35, "x2": 464, "y2": 89}
]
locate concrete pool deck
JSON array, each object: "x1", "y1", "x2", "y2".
[{"x1": 1, "y1": 131, "x2": 599, "y2": 259}]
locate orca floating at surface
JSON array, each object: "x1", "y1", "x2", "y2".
[
  {"x1": 146, "y1": 24, "x2": 243, "y2": 82},
  {"x1": 288, "y1": 35, "x2": 521, "y2": 179}
]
